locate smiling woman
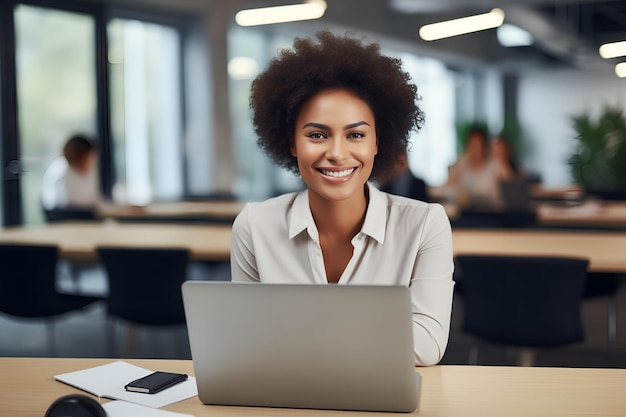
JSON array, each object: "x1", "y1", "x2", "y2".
[{"x1": 230, "y1": 31, "x2": 455, "y2": 366}]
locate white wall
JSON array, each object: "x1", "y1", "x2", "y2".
[{"x1": 518, "y1": 68, "x2": 626, "y2": 188}]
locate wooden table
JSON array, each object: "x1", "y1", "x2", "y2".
[
  {"x1": 452, "y1": 228, "x2": 626, "y2": 273},
  {"x1": 97, "y1": 200, "x2": 245, "y2": 222},
  {"x1": 0, "y1": 221, "x2": 232, "y2": 261},
  {"x1": 2, "y1": 357, "x2": 625, "y2": 417},
  {"x1": 536, "y1": 200, "x2": 626, "y2": 229},
  {"x1": 2, "y1": 222, "x2": 626, "y2": 272}
]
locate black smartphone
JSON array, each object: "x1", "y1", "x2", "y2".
[{"x1": 124, "y1": 371, "x2": 188, "y2": 394}]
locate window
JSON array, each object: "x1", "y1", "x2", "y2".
[
  {"x1": 14, "y1": 4, "x2": 97, "y2": 224},
  {"x1": 108, "y1": 18, "x2": 183, "y2": 205}
]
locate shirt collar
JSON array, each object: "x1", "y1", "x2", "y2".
[{"x1": 287, "y1": 182, "x2": 387, "y2": 244}]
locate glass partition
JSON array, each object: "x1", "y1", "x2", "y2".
[
  {"x1": 108, "y1": 18, "x2": 183, "y2": 205},
  {"x1": 14, "y1": 4, "x2": 97, "y2": 224}
]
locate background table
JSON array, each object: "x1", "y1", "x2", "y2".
[
  {"x1": 536, "y1": 200, "x2": 626, "y2": 229},
  {"x1": 0, "y1": 221, "x2": 231, "y2": 261},
  {"x1": 97, "y1": 201, "x2": 245, "y2": 223},
  {"x1": 2, "y1": 357, "x2": 625, "y2": 417},
  {"x1": 2, "y1": 222, "x2": 626, "y2": 272},
  {"x1": 452, "y1": 228, "x2": 626, "y2": 273}
]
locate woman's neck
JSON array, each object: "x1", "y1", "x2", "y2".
[{"x1": 308, "y1": 187, "x2": 368, "y2": 240}]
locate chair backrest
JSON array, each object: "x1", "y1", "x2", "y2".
[
  {"x1": 44, "y1": 207, "x2": 96, "y2": 223},
  {"x1": 97, "y1": 247, "x2": 190, "y2": 326},
  {"x1": 0, "y1": 243, "x2": 101, "y2": 357},
  {"x1": 0, "y1": 244, "x2": 61, "y2": 317},
  {"x1": 455, "y1": 255, "x2": 588, "y2": 348},
  {"x1": 452, "y1": 210, "x2": 537, "y2": 229}
]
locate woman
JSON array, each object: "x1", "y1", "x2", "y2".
[
  {"x1": 231, "y1": 31, "x2": 454, "y2": 366},
  {"x1": 447, "y1": 125, "x2": 504, "y2": 210}
]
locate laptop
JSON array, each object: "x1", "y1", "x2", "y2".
[
  {"x1": 500, "y1": 179, "x2": 533, "y2": 212},
  {"x1": 181, "y1": 281, "x2": 419, "y2": 412}
]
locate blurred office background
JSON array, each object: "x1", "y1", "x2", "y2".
[
  {"x1": 1, "y1": 0, "x2": 625, "y2": 225},
  {"x1": 1, "y1": 0, "x2": 625, "y2": 365}
]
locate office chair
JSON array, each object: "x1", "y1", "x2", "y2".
[
  {"x1": 583, "y1": 272, "x2": 622, "y2": 349},
  {"x1": 455, "y1": 255, "x2": 589, "y2": 366},
  {"x1": 96, "y1": 247, "x2": 190, "y2": 357},
  {"x1": 43, "y1": 207, "x2": 97, "y2": 223},
  {"x1": 0, "y1": 244, "x2": 103, "y2": 356},
  {"x1": 451, "y1": 209, "x2": 537, "y2": 229}
]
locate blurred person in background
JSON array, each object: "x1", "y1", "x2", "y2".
[
  {"x1": 445, "y1": 125, "x2": 503, "y2": 210},
  {"x1": 41, "y1": 134, "x2": 103, "y2": 210},
  {"x1": 378, "y1": 149, "x2": 429, "y2": 202}
]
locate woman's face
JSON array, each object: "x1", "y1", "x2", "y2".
[{"x1": 291, "y1": 89, "x2": 378, "y2": 204}]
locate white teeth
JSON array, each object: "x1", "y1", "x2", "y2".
[{"x1": 321, "y1": 168, "x2": 355, "y2": 178}]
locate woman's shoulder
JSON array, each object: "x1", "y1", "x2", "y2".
[
  {"x1": 381, "y1": 191, "x2": 448, "y2": 222},
  {"x1": 235, "y1": 192, "x2": 300, "y2": 225}
]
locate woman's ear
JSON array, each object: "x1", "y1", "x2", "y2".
[{"x1": 290, "y1": 138, "x2": 297, "y2": 157}]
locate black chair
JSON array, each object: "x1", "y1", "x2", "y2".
[
  {"x1": 43, "y1": 207, "x2": 97, "y2": 223},
  {"x1": 451, "y1": 209, "x2": 537, "y2": 229},
  {"x1": 583, "y1": 272, "x2": 623, "y2": 349},
  {"x1": 96, "y1": 247, "x2": 190, "y2": 356},
  {"x1": 0, "y1": 244, "x2": 103, "y2": 356},
  {"x1": 454, "y1": 255, "x2": 589, "y2": 366}
]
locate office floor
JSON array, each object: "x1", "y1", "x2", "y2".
[{"x1": 1, "y1": 263, "x2": 625, "y2": 368}]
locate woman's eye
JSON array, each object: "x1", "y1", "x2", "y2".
[
  {"x1": 308, "y1": 132, "x2": 326, "y2": 139},
  {"x1": 348, "y1": 132, "x2": 364, "y2": 139}
]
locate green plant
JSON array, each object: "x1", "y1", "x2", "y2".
[{"x1": 568, "y1": 106, "x2": 626, "y2": 191}]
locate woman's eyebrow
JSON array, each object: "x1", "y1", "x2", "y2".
[
  {"x1": 302, "y1": 121, "x2": 370, "y2": 130},
  {"x1": 344, "y1": 121, "x2": 370, "y2": 130},
  {"x1": 302, "y1": 122, "x2": 329, "y2": 130}
]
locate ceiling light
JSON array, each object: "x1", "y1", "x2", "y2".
[
  {"x1": 419, "y1": 8, "x2": 505, "y2": 41},
  {"x1": 616, "y1": 63, "x2": 626, "y2": 78},
  {"x1": 235, "y1": 1, "x2": 327, "y2": 27},
  {"x1": 497, "y1": 23, "x2": 533, "y2": 47},
  {"x1": 599, "y1": 41, "x2": 626, "y2": 59}
]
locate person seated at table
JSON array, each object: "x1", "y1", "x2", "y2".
[
  {"x1": 491, "y1": 132, "x2": 525, "y2": 181},
  {"x1": 445, "y1": 125, "x2": 505, "y2": 211},
  {"x1": 230, "y1": 30, "x2": 455, "y2": 366},
  {"x1": 41, "y1": 134, "x2": 104, "y2": 212},
  {"x1": 378, "y1": 149, "x2": 429, "y2": 201}
]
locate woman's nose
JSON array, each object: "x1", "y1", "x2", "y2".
[{"x1": 325, "y1": 137, "x2": 349, "y2": 162}]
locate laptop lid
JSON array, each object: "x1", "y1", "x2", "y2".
[
  {"x1": 182, "y1": 282, "x2": 419, "y2": 412},
  {"x1": 500, "y1": 179, "x2": 532, "y2": 212}
]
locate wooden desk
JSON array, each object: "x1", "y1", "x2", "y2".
[
  {"x1": 2, "y1": 357, "x2": 625, "y2": 417},
  {"x1": 2, "y1": 223, "x2": 626, "y2": 272},
  {"x1": 537, "y1": 200, "x2": 626, "y2": 229},
  {"x1": 452, "y1": 229, "x2": 626, "y2": 273},
  {"x1": 97, "y1": 201, "x2": 245, "y2": 222},
  {"x1": 0, "y1": 221, "x2": 232, "y2": 262}
]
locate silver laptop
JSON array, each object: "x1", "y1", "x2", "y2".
[{"x1": 182, "y1": 282, "x2": 419, "y2": 412}]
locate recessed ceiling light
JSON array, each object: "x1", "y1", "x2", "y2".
[
  {"x1": 599, "y1": 41, "x2": 626, "y2": 59},
  {"x1": 419, "y1": 8, "x2": 505, "y2": 41},
  {"x1": 235, "y1": 1, "x2": 327, "y2": 27},
  {"x1": 616, "y1": 62, "x2": 626, "y2": 78}
]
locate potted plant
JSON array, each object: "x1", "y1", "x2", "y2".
[{"x1": 568, "y1": 106, "x2": 626, "y2": 200}]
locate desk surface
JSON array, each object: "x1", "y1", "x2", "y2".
[
  {"x1": 2, "y1": 357, "x2": 625, "y2": 417},
  {"x1": 536, "y1": 200, "x2": 626, "y2": 229},
  {"x1": 0, "y1": 221, "x2": 232, "y2": 261},
  {"x1": 2, "y1": 222, "x2": 626, "y2": 271},
  {"x1": 97, "y1": 200, "x2": 246, "y2": 220},
  {"x1": 452, "y1": 228, "x2": 626, "y2": 273}
]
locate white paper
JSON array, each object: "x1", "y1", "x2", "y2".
[
  {"x1": 54, "y1": 361, "x2": 198, "y2": 408},
  {"x1": 103, "y1": 400, "x2": 195, "y2": 417}
]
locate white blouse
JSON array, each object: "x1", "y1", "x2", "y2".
[
  {"x1": 230, "y1": 183, "x2": 455, "y2": 366},
  {"x1": 41, "y1": 156, "x2": 102, "y2": 210}
]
